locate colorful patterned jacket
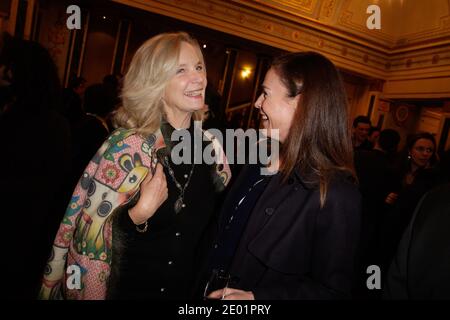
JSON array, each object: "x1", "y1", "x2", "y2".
[{"x1": 39, "y1": 126, "x2": 230, "y2": 299}]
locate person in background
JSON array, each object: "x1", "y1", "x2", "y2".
[
  {"x1": 439, "y1": 148, "x2": 450, "y2": 183},
  {"x1": 381, "y1": 132, "x2": 442, "y2": 271},
  {"x1": 206, "y1": 52, "x2": 361, "y2": 300},
  {"x1": 353, "y1": 128, "x2": 400, "y2": 298},
  {"x1": 62, "y1": 76, "x2": 86, "y2": 126},
  {"x1": 367, "y1": 126, "x2": 381, "y2": 149},
  {"x1": 352, "y1": 115, "x2": 372, "y2": 151},
  {"x1": 40, "y1": 32, "x2": 230, "y2": 300},
  {"x1": 0, "y1": 32, "x2": 71, "y2": 299},
  {"x1": 69, "y1": 81, "x2": 113, "y2": 185},
  {"x1": 384, "y1": 183, "x2": 450, "y2": 299},
  {"x1": 202, "y1": 82, "x2": 224, "y2": 131}
]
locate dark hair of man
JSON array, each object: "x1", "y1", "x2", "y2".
[
  {"x1": 353, "y1": 115, "x2": 371, "y2": 128},
  {"x1": 271, "y1": 51, "x2": 356, "y2": 207},
  {"x1": 378, "y1": 129, "x2": 400, "y2": 155},
  {"x1": 369, "y1": 126, "x2": 380, "y2": 136},
  {"x1": 69, "y1": 76, "x2": 86, "y2": 90},
  {"x1": 0, "y1": 33, "x2": 62, "y2": 114}
]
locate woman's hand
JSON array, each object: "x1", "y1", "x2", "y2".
[
  {"x1": 207, "y1": 288, "x2": 255, "y2": 300},
  {"x1": 385, "y1": 192, "x2": 398, "y2": 205},
  {"x1": 128, "y1": 163, "x2": 168, "y2": 224}
]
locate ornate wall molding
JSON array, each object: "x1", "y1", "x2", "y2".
[{"x1": 112, "y1": 0, "x2": 450, "y2": 96}]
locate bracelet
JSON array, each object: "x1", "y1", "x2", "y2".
[
  {"x1": 135, "y1": 220, "x2": 148, "y2": 233},
  {"x1": 128, "y1": 209, "x2": 148, "y2": 233}
]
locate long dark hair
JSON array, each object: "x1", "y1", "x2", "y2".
[{"x1": 272, "y1": 51, "x2": 355, "y2": 207}]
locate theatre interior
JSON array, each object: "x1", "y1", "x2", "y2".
[{"x1": 1, "y1": 0, "x2": 450, "y2": 300}]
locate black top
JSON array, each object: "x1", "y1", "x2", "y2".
[
  {"x1": 354, "y1": 149, "x2": 397, "y2": 258},
  {"x1": 228, "y1": 168, "x2": 361, "y2": 299},
  {"x1": 206, "y1": 164, "x2": 271, "y2": 276},
  {"x1": 113, "y1": 121, "x2": 219, "y2": 299},
  {"x1": 381, "y1": 166, "x2": 443, "y2": 269},
  {"x1": 384, "y1": 183, "x2": 450, "y2": 299},
  {"x1": 1, "y1": 108, "x2": 71, "y2": 299}
]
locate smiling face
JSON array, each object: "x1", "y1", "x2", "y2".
[
  {"x1": 410, "y1": 138, "x2": 435, "y2": 168},
  {"x1": 354, "y1": 123, "x2": 371, "y2": 143},
  {"x1": 163, "y1": 41, "x2": 207, "y2": 127},
  {"x1": 255, "y1": 68, "x2": 299, "y2": 143}
]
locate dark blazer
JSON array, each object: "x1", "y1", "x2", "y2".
[
  {"x1": 384, "y1": 183, "x2": 450, "y2": 299},
  {"x1": 229, "y1": 167, "x2": 361, "y2": 299}
]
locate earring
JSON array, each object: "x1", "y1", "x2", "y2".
[{"x1": 407, "y1": 154, "x2": 411, "y2": 160}]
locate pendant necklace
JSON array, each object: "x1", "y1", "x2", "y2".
[{"x1": 161, "y1": 155, "x2": 195, "y2": 214}]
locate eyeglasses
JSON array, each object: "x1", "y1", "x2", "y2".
[{"x1": 414, "y1": 146, "x2": 434, "y2": 153}]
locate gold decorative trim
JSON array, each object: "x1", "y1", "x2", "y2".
[{"x1": 111, "y1": 0, "x2": 450, "y2": 89}]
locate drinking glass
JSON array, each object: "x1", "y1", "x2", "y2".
[{"x1": 203, "y1": 269, "x2": 231, "y2": 300}]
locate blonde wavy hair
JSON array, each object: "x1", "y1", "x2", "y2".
[{"x1": 113, "y1": 32, "x2": 205, "y2": 135}]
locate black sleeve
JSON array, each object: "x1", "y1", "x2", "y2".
[
  {"x1": 254, "y1": 182, "x2": 362, "y2": 299},
  {"x1": 116, "y1": 204, "x2": 139, "y2": 233},
  {"x1": 383, "y1": 192, "x2": 428, "y2": 299},
  {"x1": 114, "y1": 192, "x2": 143, "y2": 235}
]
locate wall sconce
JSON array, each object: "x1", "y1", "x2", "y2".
[{"x1": 240, "y1": 67, "x2": 252, "y2": 79}]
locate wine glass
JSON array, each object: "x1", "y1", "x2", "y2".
[{"x1": 203, "y1": 269, "x2": 231, "y2": 300}]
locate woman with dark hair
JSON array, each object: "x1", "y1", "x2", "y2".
[
  {"x1": 387, "y1": 132, "x2": 438, "y2": 199},
  {"x1": 385, "y1": 132, "x2": 439, "y2": 212},
  {"x1": 0, "y1": 33, "x2": 71, "y2": 299},
  {"x1": 382, "y1": 132, "x2": 442, "y2": 270},
  {"x1": 206, "y1": 52, "x2": 361, "y2": 300}
]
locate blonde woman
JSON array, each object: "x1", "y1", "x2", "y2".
[{"x1": 40, "y1": 32, "x2": 230, "y2": 300}]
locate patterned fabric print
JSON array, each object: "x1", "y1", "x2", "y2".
[
  {"x1": 40, "y1": 127, "x2": 230, "y2": 300},
  {"x1": 204, "y1": 130, "x2": 231, "y2": 189},
  {"x1": 40, "y1": 129, "x2": 159, "y2": 300}
]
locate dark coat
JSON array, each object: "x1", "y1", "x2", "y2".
[
  {"x1": 228, "y1": 168, "x2": 362, "y2": 299},
  {"x1": 354, "y1": 149, "x2": 397, "y2": 268},
  {"x1": 380, "y1": 167, "x2": 443, "y2": 269},
  {"x1": 384, "y1": 183, "x2": 450, "y2": 299}
]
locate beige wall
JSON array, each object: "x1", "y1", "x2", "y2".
[
  {"x1": 416, "y1": 108, "x2": 443, "y2": 135},
  {"x1": 383, "y1": 77, "x2": 450, "y2": 99}
]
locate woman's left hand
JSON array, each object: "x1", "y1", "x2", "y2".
[{"x1": 208, "y1": 288, "x2": 255, "y2": 300}]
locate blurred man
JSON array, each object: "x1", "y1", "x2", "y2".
[{"x1": 352, "y1": 115, "x2": 372, "y2": 150}]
